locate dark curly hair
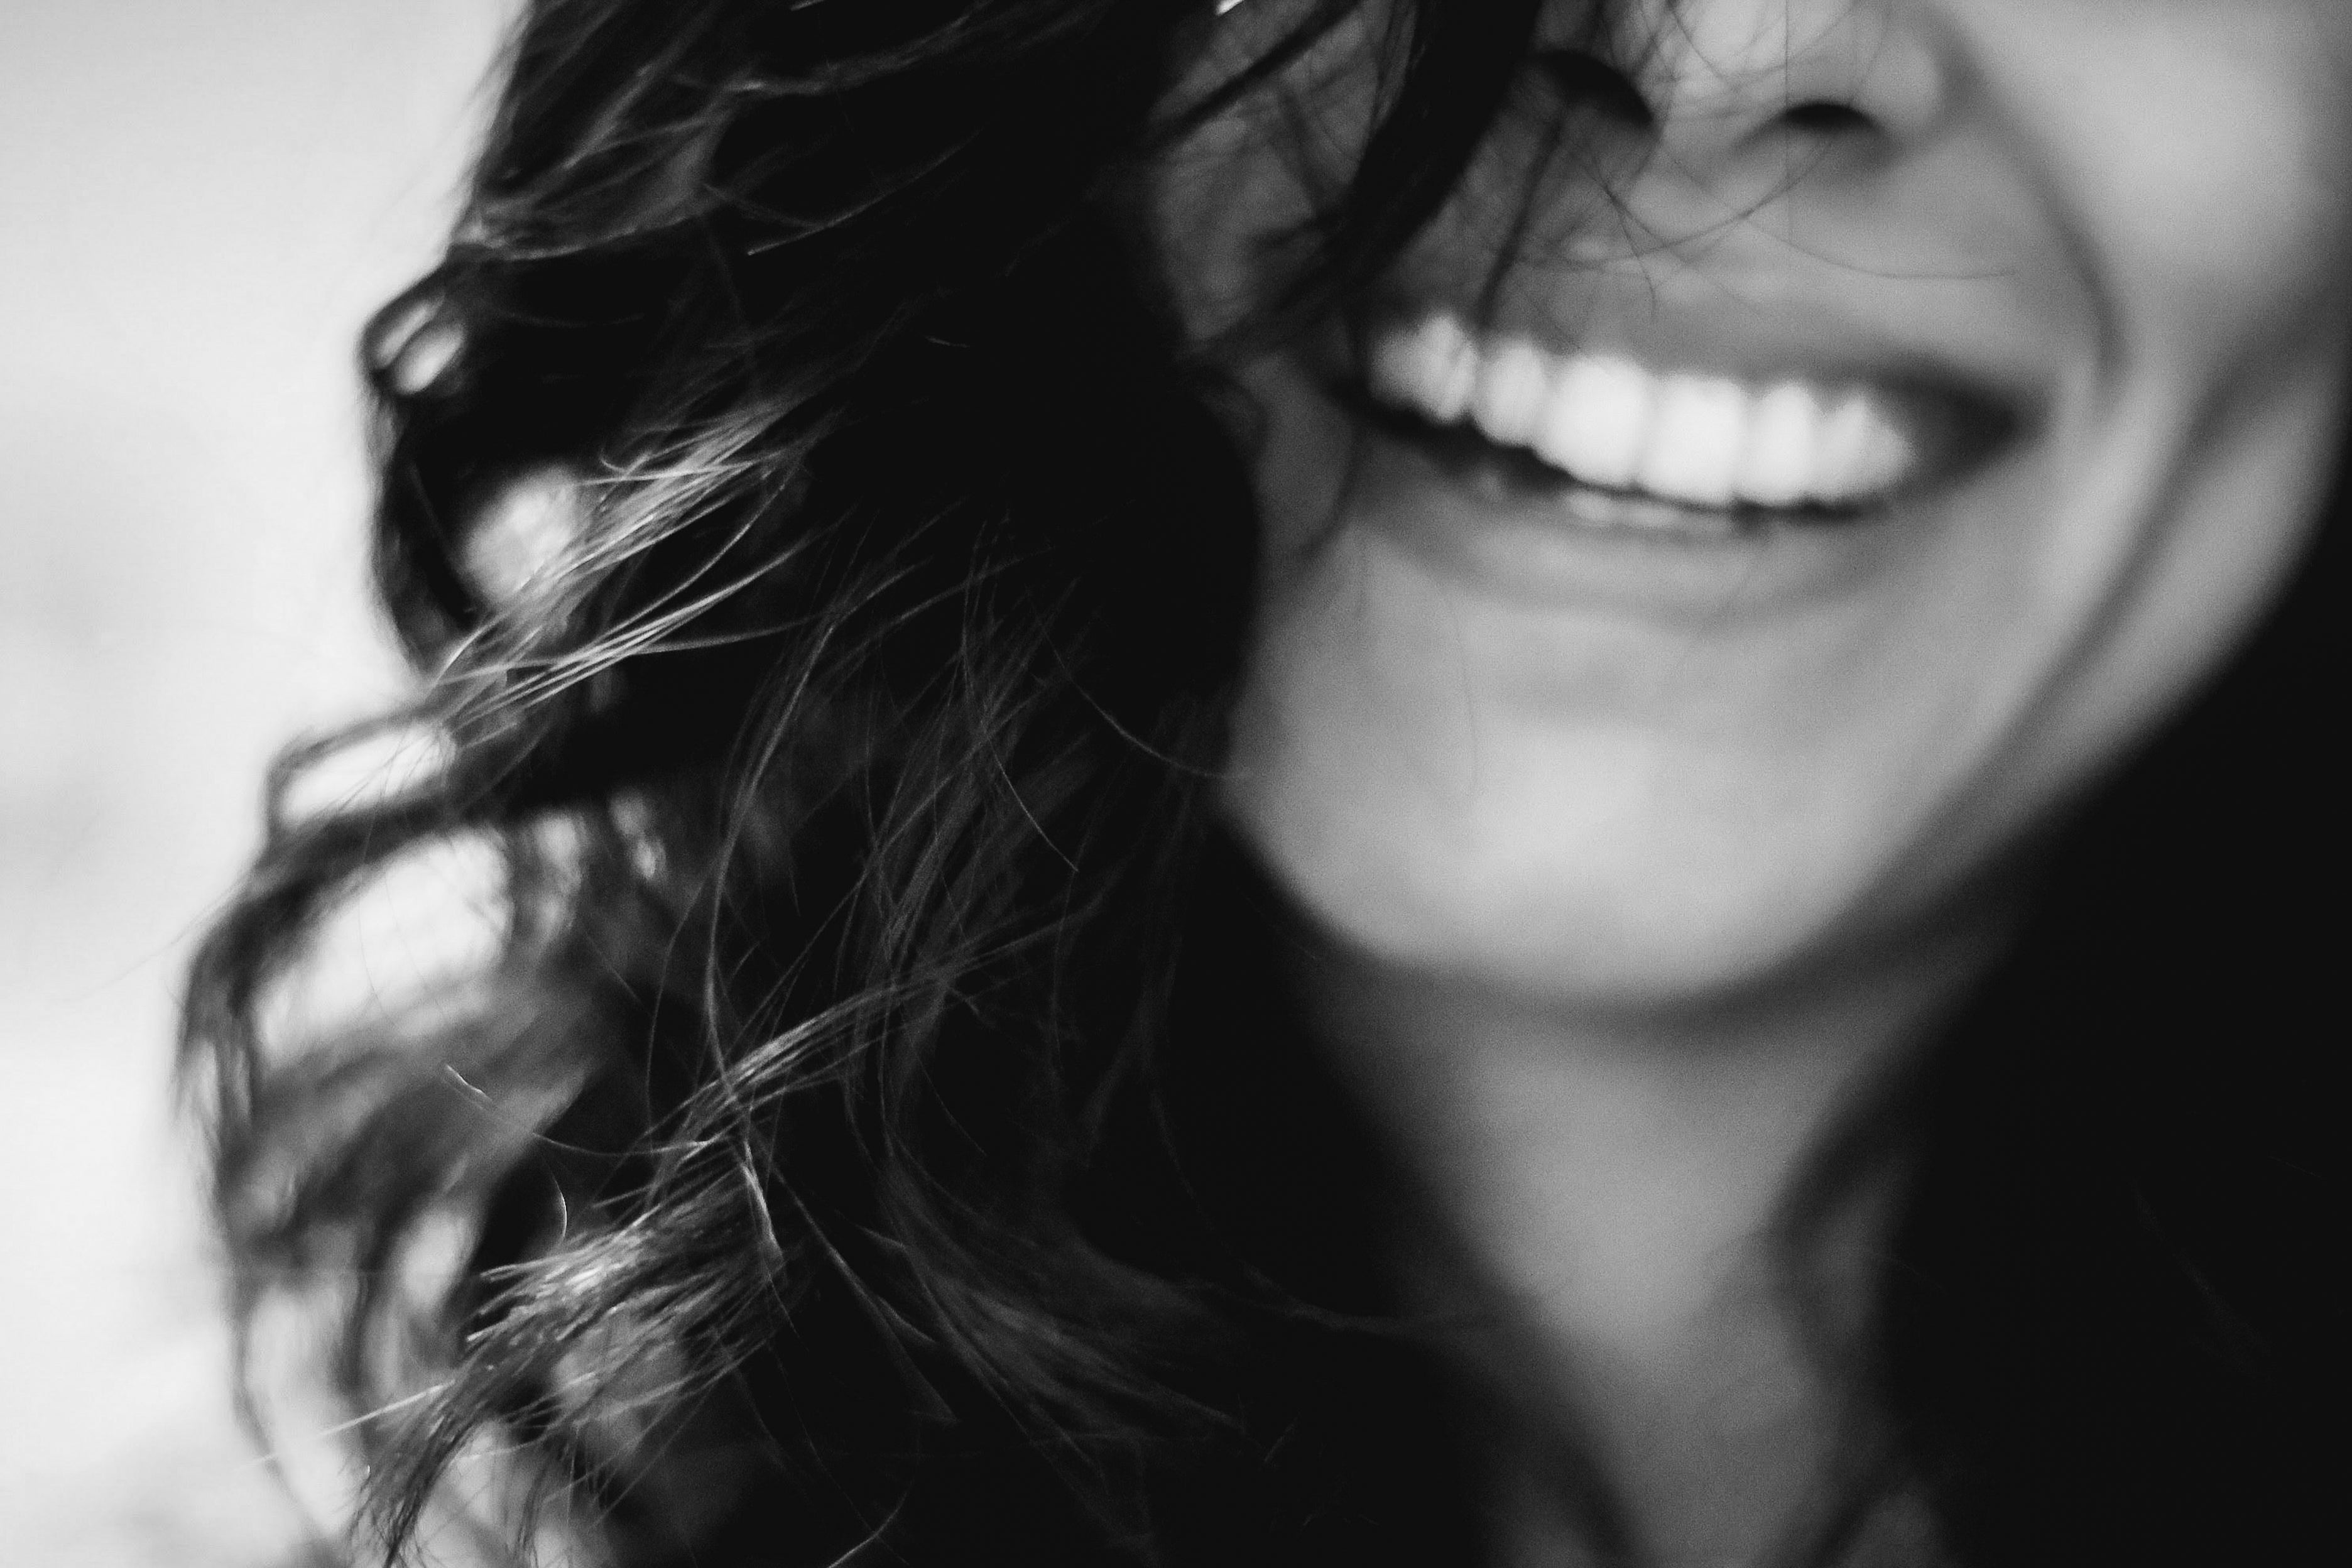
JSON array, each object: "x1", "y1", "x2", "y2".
[{"x1": 183, "y1": 1, "x2": 2339, "y2": 1564}]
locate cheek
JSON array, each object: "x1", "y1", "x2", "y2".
[
  {"x1": 2115, "y1": 142, "x2": 2349, "y2": 388},
  {"x1": 2020, "y1": 16, "x2": 2352, "y2": 748},
  {"x1": 2000, "y1": 8, "x2": 2352, "y2": 379}
]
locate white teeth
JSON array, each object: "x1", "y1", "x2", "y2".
[
  {"x1": 1637, "y1": 377, "x2": 1746, "y2": 508},
  {"x1": 1814, "y1": 391, "x2": 1912, "y2": 497},
  {"x1": 1366, "y1": 312, "x2": 1922, "y2": 511},
  {"x1": 1816, "y1": 395, "x2": 1877, "y2": 501},
  {"x1": 1368, "y1": 313, "x2": 1478, "y2": 423},
  {"x1": 1471, "y1": 339, "x2": 1552, "y2": 447},
  {"x1": 1736, "y1": 384, "x2": 1821, "y2": 507},
  {"x1": 1535, "y1": 357, "x2": 1650, "y2": 489}
]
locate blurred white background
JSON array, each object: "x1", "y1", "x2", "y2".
[{"x1": 1, "y1": 3, "x2": 513, "y2": 1560}]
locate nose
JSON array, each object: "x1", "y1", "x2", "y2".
[{"x1": 1585, "y1": 0, "x2": 1952, "y2": 207}]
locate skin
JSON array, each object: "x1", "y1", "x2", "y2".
[{"x1": 1156, "y1": 0, "x2": 2352, "y2": 1562}]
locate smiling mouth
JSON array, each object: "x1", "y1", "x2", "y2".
[{"x1": 1348, "y1": 310, "x2": 2021, "y2": 533}]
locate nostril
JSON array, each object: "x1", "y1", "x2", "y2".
[
  {"x1": 1778, "y1": 99, "x2": 1875, "y2": 137},
  {"x1": 1537, "y1": 49, "x2": 1658, "y2": 132}
]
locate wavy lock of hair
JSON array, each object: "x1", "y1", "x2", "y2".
[{"x1": 180, "y1": 1, "x2": 1557, "y2": 1563}]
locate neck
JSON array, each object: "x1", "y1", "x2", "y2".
[{"x1": 1300, "y1": 922, "x2": 1998, "y2": 1565}]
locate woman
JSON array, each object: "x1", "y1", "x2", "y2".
[{"x1": 186, "y1": 1, "x2": 2347, "y2": 1564}]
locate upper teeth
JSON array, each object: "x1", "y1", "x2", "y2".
[{"x1": 1366, "y1": 313, "x2": 1916, "y2": 510}]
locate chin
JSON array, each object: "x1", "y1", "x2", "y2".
[{"x1": 1223, "y1": 752, "x2": 1959, "y2": 1013}]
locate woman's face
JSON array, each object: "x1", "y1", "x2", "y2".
[{"x1": 1158, "y1": 0, "x2": 2352, "y2": 1005}]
